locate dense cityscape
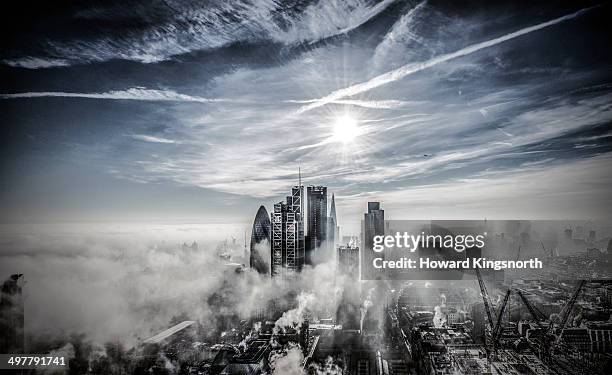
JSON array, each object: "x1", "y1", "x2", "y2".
[
  {"x1": 2, "y1": 0, "x2": 612, "y2": 374},
  {"x1": 2, "y1": 174, "x2": 611, "y2": 375}
]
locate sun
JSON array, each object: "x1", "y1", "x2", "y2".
[{"x1": 331, "y1": 115, "x2": 360, "y2": 144}]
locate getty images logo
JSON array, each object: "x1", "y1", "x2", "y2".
[{"x1": 372, "y1": 232, "x2": 486, "y2": 253}]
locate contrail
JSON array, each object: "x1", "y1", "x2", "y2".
[
  {"x1": 285, "y1": 98, "x2": 416, "y2": 109},
  {"x1": 297, "y1": 5, "x2": 599, "y2": 114},
  {"x1": 0, "y1": 87, "x2": 229, "y2": 103}
]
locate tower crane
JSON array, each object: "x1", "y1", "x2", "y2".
[
  {"x1": 475, "y1": 267, "x2": 512, "y2": 358},
  {"x1": 555, "y1": 280, "x2": 586, "y2": 337},
  {"x1": 516, "y1": 280, "x2": 587, "y2": 367},
  {"x1": 475, "y1": 267, "x2": 495, "y2": 329},
  {"x1": 516, "y1": 290, "x2": 548, "y2": 331},
  {"x1": 492, "y1": 289, "x2": 512, "y2": 353},
  {"x1": 540, "y1": 241, "x2": 554, "y2": 258}
]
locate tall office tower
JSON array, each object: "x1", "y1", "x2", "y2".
[
  {"x1": 250, "y1": 205, "x2": 271, "y2": 275},
  {"x1": 470, "y1": 302, "x2": 486, "y2": 344},
  {"x1": 327, "y1": 194, "x2": 340, "y2": 255},
  {"x1": 338, "y1": 245, "x2": 359, "y2": 280},
  {"x1": 337, "y1": 245, "x2": 360, "y2": 330},
  {"x1": 362, "y1": 202, "x2": 385, "y2": 280},
  {"x1": 271, "y1": 179, "x2": 305, "y2": 278},
  {"x1": 0, "y1": 274, "x2": 24, "y2": 353},
  {"x1": 588, "y1": 230, "x2": 596, "y2": 242},
  {"x1": 306, "y1": 186, "x2": 327, "y2": 264}
]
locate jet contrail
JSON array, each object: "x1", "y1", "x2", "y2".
[
  {"x1": 0, "y1": 88, "x2": 229, "y2": 103},
  {"x1": 297, "y1": 5, "x2": 599, "y2": 114}
]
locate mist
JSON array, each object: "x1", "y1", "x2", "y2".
[{"x1": 0, "y1": 223, "x2": 352, "y2": 355}]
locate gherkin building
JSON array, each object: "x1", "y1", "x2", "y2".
[{"x1": 250, "y1": 205, "x2": 271, "y2": 275}]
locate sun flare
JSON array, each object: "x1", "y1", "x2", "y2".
[{"x1": 332, "y1": 115, "x2": 360, "y2": 144}]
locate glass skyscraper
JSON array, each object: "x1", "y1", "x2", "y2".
[
  {"x1": 250, "y1": 205, "x2": 271, "y2": 275},
  {"x1": 362, "y1": 202, "x2": 385, "y2": 280},
  {"x1": 306, "y1": 185, "x2": 327, "y2": 265},
  {"x1": 271, "y1": 185, "x2": 305, "y2": 277}
]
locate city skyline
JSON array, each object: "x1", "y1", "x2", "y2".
[{"x1": 1, "y1": 1, "x2": 611, "y2": 373}]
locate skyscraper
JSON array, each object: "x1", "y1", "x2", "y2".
[
  {"x1": 327, "y1": 193, "x2": 339, "y2": 254},
  {"x1": 0, "y1": 274, "x2": 24, "y2": 354},
  {"x1": 362, "y1": 202, "x2": 385, "y2": 280},
  {"x1": 306, "y1": 185, "x2": 327, "y2": 265},
  {"x1": 337, "y1": 245, "x2": 360, "y2": 330},
  {"x1": 271, "y1": 179, "x2": 305, "y2": 278},
  {"x1": 338, "y1": 245, "x2": 359, "y2": 280},
  {"x1": 250, "y1": 205, "x2": 271, "y2": 275}
]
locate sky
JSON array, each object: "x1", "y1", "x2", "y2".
[{"x1": 1, "y1": 0, "x2": 612, "y2": 234}]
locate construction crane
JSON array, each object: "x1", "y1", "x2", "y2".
[
  {"x1": 540, "y1": 241, "x2": 554, "y2": 258},
  {"x1": 515, "y1": 288, "x2": 557, "y2": 363},
  {"x1": 492, "y1": 289, "x2": 512, "y2": 353},
  {"x1": 475, "y1": 267, "x2": 495, "y2": 329},
  {"x1": 556, "y1": 280, "x2": 586, "y2": 335},
  {"x1": 516, "y1": 290, "x2": 548, "y2": 331},
  {"x1": 475, "y1": 266, "x2": 510, "y2": 363},
  {"x1": 516, "y1": 280, "x2": 588, "y2": 370}
]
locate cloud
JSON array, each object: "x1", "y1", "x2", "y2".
[
  {"x1": 1, "y1": 0, "x2": 610, "y2": 229},
  {"x1": 370, "y1": 0, "x2": 431, "y2": 71},
  {"x1": 131, "y1": 134, "x2": 180, "y2": 144},
  {"x1": 2, "y1": 0, "x2": 397, "y2": 68},
  {"x1": 95, "y1": 64, "x2": 612, "y2": 201},
  {"x1": 285, "y1": 99, "x2": 417, "y2": 109},
  {"x1": 337, "y1": 152, "x2": 612, "y2": 233},
  {"x1": 0, "y1": 224, "x2": 352, "y2": 348},
  {"x1": 0, "y1": 87, "x2": 224, "y2": 103},
  {"x1": 2, "y1": 57, "x2": 71, "y2": 69},
  {"x1": 297, "y1": 5, "x2": 599, "y2": 113}
]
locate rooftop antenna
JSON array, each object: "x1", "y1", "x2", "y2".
[
  {"x1": 299, "y1": 166, "x2": 303, "y2": 218},
  {"x1": 244, "y1": 229, "x2": 248, "y2": 260}
]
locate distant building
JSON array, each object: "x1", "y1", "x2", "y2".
[
  {"x1": 0, "y1": 274, "x2": 24, "y2": 353},
  {"x1": 556, "y1": 322, "x2": 612, "y2": 354},
  {"x1": 560, "y1": 328, "x2": 591, "y2": 352},
  {"x1": 446, "y1": 308, "x2": 466, "y2": 325},
  {"x1": 362, "y1": 202, "x2": 384, "y2": 280},
  {"x1": 220, "y1": 339, "x2": 271, "y2": 375},
  {"x1": 306, "y1": 186, "x2": 327, "y2": 265},
  {"x1": 181, "y1": 241, "x2": 199, "y2": 251},
  {"x1": 250, "y1": 205, "x2": 271, "y2": 275},
  {"x1": 271, "y1": 184, "x2": 305, "y2": 278},
  {"x1": 338, "y1": 245, "x2": 359, "y2": 280},
  {"x1": 588, "y1": 230, "x2": 596, "y2": 242},
  {"x1": 342, "y1": 235, "x2": 359, "y2": 247},
  {"x1": 336, "y1": 245, "x2": 360, "y2": 331},
  {"x1": 603, "y1": 285, "x2": 612, "y2": 307},
  {"x1": 586, "y1": 321, "x2": 612, "y2": 353},
  {"x1": 327, "y1": 194, "x2": 339, "y2": 256},
  {"x1": 470, "y1": 302, "x2": 486, "y2": 344},
  {"x1": 587, "y1": 247, "x2": 604, "y2": 259}
]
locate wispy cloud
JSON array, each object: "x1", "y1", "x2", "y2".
[
  {"x1": 338, "y1": 153, "x2": 612, "y2": 224},
  {"x1": 2, "y1": 0, "x2": 397, "y2": 68},
  {"x1": 131, "y1": 134, "x2": 180, "y2": 144},
  {"x1": 285, "y1": 99, "x2": 417, "y2": 109},
  {"x1": 3, "y1": 57, "x2": 71, "y2": 69},
  {"x1": 297, "y1": 5, "x2": 599, "y2": 113},
  {"x1": 0, "y1": 87, "x2": 226, "y2": 103}
]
